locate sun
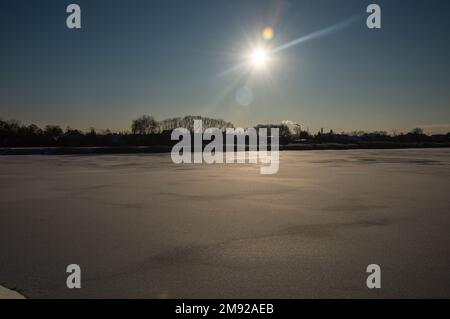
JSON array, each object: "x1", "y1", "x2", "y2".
[{"x1": 249, "y1": 47, "x2": 269, "y2": 68}]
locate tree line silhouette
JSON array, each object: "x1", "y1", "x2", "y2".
[{"x1": 1, "y1": 115, "x2": 449, "y2": 148}]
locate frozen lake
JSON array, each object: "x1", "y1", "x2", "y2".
[{"x1": 0, "y1": 149, "x2": 450, "y2": 298}]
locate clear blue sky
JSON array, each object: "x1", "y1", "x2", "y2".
[{"x1": 1, "y1": 0, "x2": 449, "y2": 134}]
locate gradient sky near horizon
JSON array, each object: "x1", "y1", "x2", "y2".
[{"x1": 1, "y1": 0, "x2": 449, "y2": 134}]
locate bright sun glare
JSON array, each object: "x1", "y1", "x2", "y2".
[{"x1": 249, "y1": 48, "x2": 269, "y2": 68}]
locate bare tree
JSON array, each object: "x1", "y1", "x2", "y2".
[
  {"x1": 293, "y1": 124, "x2": 302, "y2": 137},
  {"x1": 131, "y1": 115, "x2": 159, "y2": 135},
  {"x1": 410, "y1": 128, "x2": 424, "y2": 135},
  {"x1": 44, "y1": 125, "x2": 63, "y2": 140}
]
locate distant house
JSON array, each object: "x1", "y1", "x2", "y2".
[{"x1": 63, "y1": 130, "x2": 83, "y2": 139}]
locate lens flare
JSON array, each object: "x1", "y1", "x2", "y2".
[{"x1": 262, "y1": 27, "x2": 274, "y2": 41}]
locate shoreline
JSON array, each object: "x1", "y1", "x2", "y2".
[
  {"x1": 1, "y1": 143, "x2": 450, "y2": 155},
  {"x1": 0, "y1": 285, "x2": 26, "y2": 299}
]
